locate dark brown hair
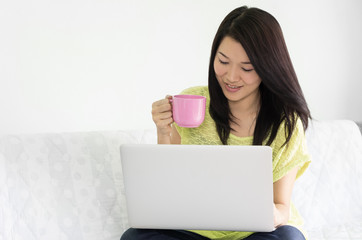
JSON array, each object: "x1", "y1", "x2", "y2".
[{"x1": 209, "y1": 6, "x2": 311, "y2": 145}]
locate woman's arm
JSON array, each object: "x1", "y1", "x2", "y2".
[
  {"x1": 273, "y1": 166, "x2": 299, "y2": 227},
  {"x1": 170, "y1": 124, "x2": 181, "y2": 144},
  {"x1": 156, "y1": 124, "x2": 181, "y2": 144}
]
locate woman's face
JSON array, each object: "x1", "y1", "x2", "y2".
[{"x1": 214, "y1": 36, "x2": 262, "y2": 105}]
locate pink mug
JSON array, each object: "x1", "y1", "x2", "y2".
[{"x1": 172, "y1": 95, "x2": 206, "y2": 128}]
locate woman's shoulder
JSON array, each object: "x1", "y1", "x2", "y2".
[
  {"x1": 179, "y1": 86, "x2": 208, "y2": 97},
  {"x1": 273, "y1": 115, "x2": 306, "y2": 147}
]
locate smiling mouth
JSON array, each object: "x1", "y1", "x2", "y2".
[{"x1": 226, "y1": 83, "x2": 242, "y2": 89}]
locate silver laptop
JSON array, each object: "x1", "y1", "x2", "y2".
[{"x1": 120, "y1": 144, "x2": 274, "y2": 232}]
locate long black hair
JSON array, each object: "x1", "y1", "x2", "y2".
[{"x1": 209, "y1": 6, "x2": 311, "y2": 145}]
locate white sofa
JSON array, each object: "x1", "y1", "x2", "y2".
[{"x1": 0, "y1": 120, "x2": 361, "y2": 240}]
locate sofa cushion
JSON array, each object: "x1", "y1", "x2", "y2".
[
  {"x1": 0, "y1": 130, "x2": 156, "y2": 240},
  {"x1": 293, "y1": 120, "x2": 362, "y2": 239}
]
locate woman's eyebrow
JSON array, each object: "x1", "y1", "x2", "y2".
[
  {"x1": 217, "y1": 51, "x2": 251, "y2": 64},
  {"x1": 218, "y1": 51, "x2": 229, "y2": 59}
]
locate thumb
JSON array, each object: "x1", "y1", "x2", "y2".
[{"x1": 165, "y1": 95, "x2": 173, "y2": 103}]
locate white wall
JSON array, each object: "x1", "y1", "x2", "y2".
[{"x1": 1, "y1": 0, "x2": 361, "y2": 134}]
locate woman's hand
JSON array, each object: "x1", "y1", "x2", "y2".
[
  {"x1": 273, "y1": 203, "x2": 288, "y2": 228},
  {"x1": 151, "y1": 95, "x2": 174, "y2": 144}
]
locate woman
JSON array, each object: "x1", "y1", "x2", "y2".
[{"x1": 122, "y1": 6, "x2": 311, "y2": 240}]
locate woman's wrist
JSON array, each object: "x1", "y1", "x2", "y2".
[
  {"x1": 157, "y1": 130, "x2": 171, "y2": 144},
  {"x1": 274, "y1": 203, "x2": 289, "y2": 227}
]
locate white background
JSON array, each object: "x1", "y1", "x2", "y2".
[{"x1": 1, "y1": 0, "x2": 361, "y2": 134}]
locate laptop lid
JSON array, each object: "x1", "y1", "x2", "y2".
[{"x1": 120, "y1": 144, "x2": 274, "y2": 232}]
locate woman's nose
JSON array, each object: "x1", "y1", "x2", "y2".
[{"x1": 227, "y1": 65, "x2": 240, "y2": 83}]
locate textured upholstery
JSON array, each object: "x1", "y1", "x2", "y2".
[
  {"x1": 294, "y1": 120, "x2": 362, "y2": 239},
  {"x1": 0, "y1": 120, "x2": 361, "y2": 240}
]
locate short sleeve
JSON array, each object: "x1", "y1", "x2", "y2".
[{"x1": 272, "y1": 118, "x2": 311, "y2": 182}]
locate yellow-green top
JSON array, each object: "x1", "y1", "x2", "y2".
[{"x1": 174, "y1": 86, "x2": 311, "y2": 240}]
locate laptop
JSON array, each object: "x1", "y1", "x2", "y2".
[{"x1": 120, "y1": 144, "x2": 274, "y2": 232}]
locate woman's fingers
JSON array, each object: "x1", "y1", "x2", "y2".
[{"x1": 151, "y1": 95, "x2": 174, "y2": 134}]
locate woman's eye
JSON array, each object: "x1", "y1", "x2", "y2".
[
  {"x1": 218, "y1": 59, "x2": 228, "y2": 65},
  {"x1": 242, "y1": 68, "x2": 253, "y2": 72}
]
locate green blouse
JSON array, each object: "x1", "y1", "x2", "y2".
[{"x1": 174, "y1": 86, "x2": 311, "y2": 240}]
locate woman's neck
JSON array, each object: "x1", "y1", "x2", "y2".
[
  {"x1": 228, "y1": 90, "x2": 261, "y2": 138},
  {"x1": 228, "y1": 91, "x2": 261, "y2": 120}
]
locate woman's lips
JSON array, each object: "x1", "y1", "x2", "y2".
[{"x1": 225, "y1": 83, "x2": 242, "y2": 92}]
